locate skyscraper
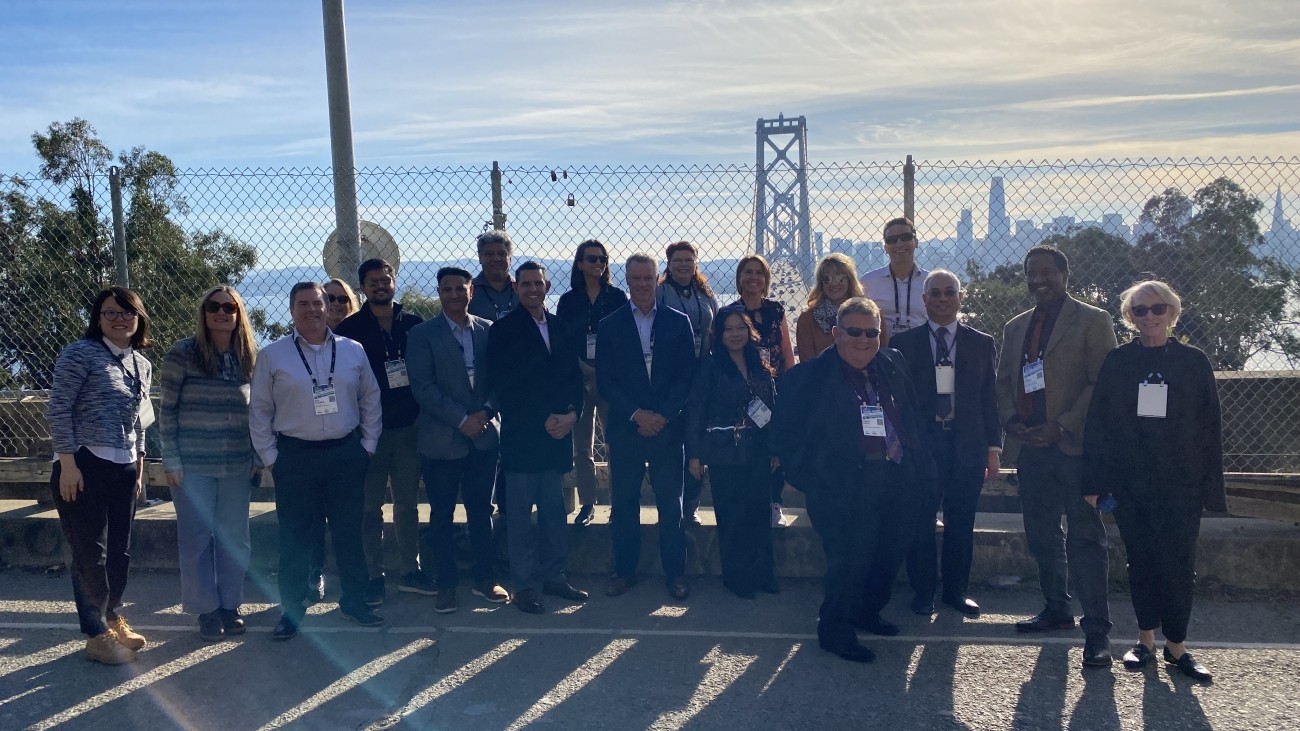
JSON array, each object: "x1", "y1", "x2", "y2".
[
  {"x1": 957, "y1": 209, "x2": 973, "y2": 251},
  {"x1": 988, "y1": 177, "x2": 1011, "y2": 251}
]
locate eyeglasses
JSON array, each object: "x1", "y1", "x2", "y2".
[
  {"x1": 100, "y1": 310, "x2": 138, "y2": 321},
  {"x1": 884, "y1": 232, "x2": 916, "y2": 246},
  {"x1": 1131, "y1": 304, "x2": 1170, "y2": 317},
  {"x1": 325, "y1": 294, "x2": 351, "y2": 304},
  {"x1": 926, "y1": 287, "x2": 960, "y2": 298},
  {"x1": 820, "y1": 274, "x2": 848, "y2": 286},
  {"x1": 841, "y1": 326, "x2": 880, "y2": 339},
  {"x1": 584, "y1": 255, "x2": 609, "y2": 264},
  {"x1": 204, "y1": 301, "x2": 239, "y2": 314}
]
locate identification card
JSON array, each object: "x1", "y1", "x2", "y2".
[
  {"x1": 138, "y1": 393, "x2": 156, "y2": 429},
  {"x1": 935, "y1": 365, "x2": 955, "y2": 395},
  {"x1": 1137, "y1": 383, "x2": 1168, "y2": 418},
  {"x1": 693, "y1": 335, "x2": 703, "y2": 358},
  {"x1": 643, "y1": 352, "x2": 653, "y2": 380},
  {"x1": 860, "y1": 404, "x2": 886, "y2": 437},
  {"x1": 1022, "y1": 360, "x2": 1045, "y2": 393},
  {"x1": 586, "y1": 333, "x2": 597, "y2": 360},
  {"x1": 747, "y1": 398, "x2": 772, "y2": 429},
  {"x1": 313, "y1": 385, "x2": 339, "y2": 415},
  {"x1": 466, "y1": 366, "x2": 476, "y2": 390},
  {"x1": 384, "y1": 359, "x2": 409, "y2": 388}
]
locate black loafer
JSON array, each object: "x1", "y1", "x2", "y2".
[
  {"x1": 1015, "y1": 611, "x2": 1076, "y2": 633},
  {"x1": 272, "y1": 616, "x2": 298, "y2": 641},
  {"x1": 820, "y1": 641, "x2": 875, "y2": 663},
  {"x1": 1082, "y1": 635, "x2": 1112, "y2": 668},
  {"x1": 199, "y1": 611, "x2": 225, "y2": 642},
  {"x1": 855, "y1": 614, "x2": 900, "y2": 636},
  {"x1": 1123, "y1": 643, "x2": 1155, "y2": 670},
  {"x1": 941, "y1": 595, "x2": 981, "y2": 617},
  {"x1": 574, "y1": 504, "x2": 594, "y2": 527},
  {"x1": 542, "y1": 581, "x2": 590, "y2": 602},
  {"x1": 513, "y1": 589, "x2": 545, "y2": 615},
  {"x1": 1164, "y1": 647, "x2": 1212, "y2": 682},
  {"x1": 668, "y1": 578, "x2": 691, "y2": 601}
]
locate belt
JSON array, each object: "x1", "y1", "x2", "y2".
[{"x1": 277, "y1": 433, "x2": 353, "y2": 450}]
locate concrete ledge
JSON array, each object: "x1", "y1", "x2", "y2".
[{"x1": 2, "y1": 499, "x2": 1297, "y2": 595}]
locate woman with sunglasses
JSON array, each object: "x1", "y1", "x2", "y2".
[
  {"x1": 731, "y1": 255, "x2": 796, "y2": 527},
  {"x1": 556, "y1": 239, "x2": 628, "y2": 526},
  {"x1": 160, "y1": 286, "x2": 260, "y2": 642},
  {"x1": 797, "y1": 253, "x2": 865, "y2": 361},
  {"x1": 47, "y1": 287, "x2": 155, "y2": 664},
  {"x1": 1083, "y1": 280, "x2": 1225, "y2": 682},
  {"x1": 685, "y1": 306, "x2": 779, "y2": 598},
  {"x1": 324, "y1": 278, "x2": 359, "y2": 330}
]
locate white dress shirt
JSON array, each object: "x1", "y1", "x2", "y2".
[
  {"x1": 444, "y1": 312, "x2": 475, "y2": 370},
  {"x1": 861, "y1": 264, "x2": 930, "y2": 335},
  {"x1": 532, "y1": 311, "x2": 551, "y2": 352},
  {"x1": 248, "y1": 329, "x2": 382, "y2": 466},
  {"x1": 927, "y1": 319, "x2": 958, "y2": 364},
  {"x1": 632, "y1": 303, "x2": 657, "y2": 354}
]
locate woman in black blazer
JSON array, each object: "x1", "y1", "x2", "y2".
[
  {"x1": 1083, "y1": 280, "x2": 1225, "y2": 682},
  {"x1": 686, "y1": 305, "x2": 779, "y2": 598}
]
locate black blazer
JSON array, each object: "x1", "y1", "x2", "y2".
[
  {"x1": 484, "y1": 307, "x2": 584, "y2": 473},
  {"x1": 596, "y1": 303, "x2": 696, "y2": 444},
  {"x1": 334, "y1": 303, "x2": 424, "y2": 428},
  {"x1": 890, "y1": 322, "x2": 1002, "y2": 469},
  {"x1": 772, "y1": 346, "x2": 936, "y2": 504},
  {"x1": 684, "y1": 355, "x2": 776, "y2": 465}
]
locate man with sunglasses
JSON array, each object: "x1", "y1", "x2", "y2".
[
  {"x1": 890, "y1": 270, "x2": 1001, "y2": 619},
  {"x1": 335, "y1": 259, "x2": 430, "y2": 606},
  {"x1": 772, "y1": 297, "x2": 935, "y2": 663},
  {"x1": 995, "y1": 244, "x2": 1118, "y2": 668},
  {"x1": 860, "y1": 217, "x2": 929, "y2": 343}
]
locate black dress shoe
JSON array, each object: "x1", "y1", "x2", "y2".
[
  {"x1": 668, "y1": 578, "x2": 691, "y2": 600},
  {"x1": 542, "y1": 581, "x2": 589, "y2": 602},
  {"x1": 1015, "y1": 611, "x2": 1076, "y2": 633},
  {"x1": 513, "y1": 589, "x2": 545, "y2": 615},
  {"x1": 574, "y1": 503, "x2": 594, "y2": 527},
  {"x1": 1123, "y1": 643, "x2": 1155, "y2": 670},
  {"x1": 272, "y1": 616, "x2": 298, "y2": 641},
  {"x1": 855, "y1": 614, "x2": 900, "y2": 636},
  {"x1": 199, "y1": 611, "x2": 225, "y2": 642},
  {"x1": 340, "y1": 606, "x2": 385, "y2": 627},
  {"x1": 1164, "y1": 647, "x2": 1212, "y2": 682},
  {"x1": 1082, "y1": 635, "x2": 1113, "y2": 668},
  {"x1": 820, "y1": 641, "x2": 875, "y2": 663},
  {"x1": 941, "y1": 595, "x2": 981, "y2": 617},
  {"x1": 604, "y1": 575, "x2": 636, "y2": 597},
  {"x1": 911, "y1": 598, "x2": 935, "y2": 616}
]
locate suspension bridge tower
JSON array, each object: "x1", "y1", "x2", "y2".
[{"x1": 754, "y1": 114, "x2": 814, "y2": 284}]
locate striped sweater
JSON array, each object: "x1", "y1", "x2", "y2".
[
  {"x1": 47, "y1": 338, "x2": 152, "y2": 457},
  {"x1": 158, "y1": 337, "x2": 255, "y2": 477}
]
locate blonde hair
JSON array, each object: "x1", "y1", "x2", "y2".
[
  {"x1": 735, "y1": 255, "x2": 772, "y2": 297},
  {"x1": 1119, "y1": 279, "x2": 1182, "y2": 331},
  {"x1": 195, "y1": 286, "x2": 257, "y2": 380},
  {"x1": 324, "y1": 278, "x2": 359, "y2": 326},
  {"x1": 807, "y1": 253, "x2": 865, "y2": 307}
]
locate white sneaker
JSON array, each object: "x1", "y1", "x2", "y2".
[{"x1": 771, "y1": 503, "x2": 787, "y2": 528}]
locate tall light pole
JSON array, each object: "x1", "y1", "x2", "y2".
[{"x1": 322, "y1": 0, "x2": 360, "y2": 285}]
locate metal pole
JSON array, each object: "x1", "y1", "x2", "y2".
[
  {"x1": 109, "y1": 166, "x2": 129, "y2": 288},
  {"x1": 491, "y1": 161, "x2": 507, "y2": 230},
  {"x1": 903, "y1": 154, "x2": 916, "y2": 222},
  {"x1": 322, "y1": 0, "x2": 361, "y2": 285}
]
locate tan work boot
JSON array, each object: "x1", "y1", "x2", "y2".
[
  {"x1": 86, "y1": 632, "x2": 136, "y2": 665},
  {"x1": 108, "y1": 615, "x2": 146, "y2": 651}
]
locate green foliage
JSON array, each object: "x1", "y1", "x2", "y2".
[{"x1": 399, "y1": 287, "x2": 443, "y2": 320}]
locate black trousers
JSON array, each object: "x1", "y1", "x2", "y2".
[
  {"x1": 424, "y1": 447, "x2": 498, "y2": 590},
  {"x1": 50, "y1": 448, "x2": 138, "y2": 637},
  {"x1": 608, "y1": 429, "x2": 685, "y2": 581},
  {"x1": 906, "y1": 428, "x2": 985, "y2": 601},
  {"x1": 710, "y1": 460, "x2": 775, "y2": 593},
  {"x1": 807, "y1": 461, "x2": 910, "y2": 647},
  {"x1": 274, "y1": 433, "x2": 370, "y2": 620},
  {"x1": 1114, "y1": 491, "x2": 1202, "y2": 643}
]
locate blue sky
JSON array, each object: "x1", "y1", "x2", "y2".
[{"x1": 2, "y1": 0, "x2": 1299, "y2": 172}]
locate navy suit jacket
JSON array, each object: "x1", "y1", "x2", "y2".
[
  {"x1": 596, "y1": 303, "x2": 696, "y2": 444},
  {"x1": 890, "y1": 322, "x2": 1002, "y2": 469}
]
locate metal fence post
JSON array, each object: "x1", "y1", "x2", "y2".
[
  {"x1": 322, "y1": 0, "x2": 361, "y2": 285},
  {"x1": 903, "y1": 154, "x2": 915, "y2": 222},
  {"x1": 491, "y1": 160, "x2": 507, "y2": 230},
  {"x1": 109, "y1": 166, "x2": 129, "y2": 288}
]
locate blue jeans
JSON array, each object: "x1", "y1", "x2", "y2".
[
  {"x1": 172, "y1": 471, "x2": 252, "y2": 615},
  {"x1": 504, "y1": 470, "x2": 569, "y2": 593}
]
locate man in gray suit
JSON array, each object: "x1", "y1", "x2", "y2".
[{"x1": 407, "y1": 267, "x2": 510, "y2": 613}]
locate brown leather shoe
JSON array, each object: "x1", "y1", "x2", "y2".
[
  {"x1": 86, "y1": 632, "x2": 136, "y2": 665},
  {"x1": 108, "y1": 615, "x2": 146, "y2": 651}
]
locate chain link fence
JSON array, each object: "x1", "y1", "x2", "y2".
[{"x1": 2, "y1": 157, "x2": 1298, "y2": 471}]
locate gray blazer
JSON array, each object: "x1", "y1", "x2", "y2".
[{"x1": 406, "y1": 313, "x2": 500, "y2": 460}]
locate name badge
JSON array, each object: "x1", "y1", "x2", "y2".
[
  {"x1": 384, "y1": 358, "x2": 409, "y2": 388},
  {"x1": 747, "y1": 398, "x2": 772, "y2": 429},
  {"x1": 643, "y1": 352, "x2": 653, "y2": 380},
  {"x1": 860, "y1": 403, "x2": 886, "y2": 437},
  {"x1": 1022, "y1": 360, "x2": 1045, "y2": 393},
  {"x1": 586, "y1": 333, "x2": 597, "y2": 360},
  {"x1": 466, "y1": 366, "x2": 476, "y2": 390},
  {"x1": 693, "y1": 335, "x2": 703, "y2": 358},
  {"x1": 313, "y1": 384, "x2": 339, "y2": 415},
  {"x1": 139, "y1": 393, "x2": 156, "y2": 429},
  {"x1": 1137, "y1": 383, "x2": 1168, "y2": 418},
  {"x1": 935, "y1": 365, "x2": 955, "y2": 395}
]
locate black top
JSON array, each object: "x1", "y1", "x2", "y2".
[
  {"x1": 556, "y1": 284, "x2": 629, "y2": 363},
  {"x1": 729, "y1": 298, "x2": 787, "y2": 374},
  {"x1": 685, "y1": 355, "x2": 776, "y2": 465},
  {"x1": 334, "y1": 303, "x2": 424, "y2": 428}
]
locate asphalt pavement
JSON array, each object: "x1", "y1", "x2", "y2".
[{"x1": 1, "y1": 568, "x2": 1298, "y2": 730}]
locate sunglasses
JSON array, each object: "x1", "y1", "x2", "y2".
[
  {"x1": 884, "y1": 232, "x2": 916, "y2": 245},
  {"x1": 100, "y1": 310, "x2": 138, "y2": 321},
  {"x1": 325, "y1": 294, "x2": 351, "y2": 304},
  {"x1": 841, "y1": 326, "x2": 880, "y2": 339},
  {"x1": 584, "y1": 255, "x2": 609, "y2": 264},
  {"x1": 1131, "y1": 304, "x2": 1170, "y2": 317},
  {"x1": 204, "y1": 301, "x2": 239, "y2": 314}
]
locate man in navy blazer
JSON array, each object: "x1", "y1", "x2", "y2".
[
  {"x1": 890, "y1": 270, "x2": 1002, "y2": 618},
  {"x1": 406, "y1": 267, "x2": 510, "y2": 613},
  {"x1": 597, "y1": 253, "x2": 697, "y2": 600}
]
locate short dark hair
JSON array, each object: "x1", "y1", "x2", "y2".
[
  {"x1": 437, "y1": 266, "x2": 473, "y2": 285},
  {"x1": 289, "y1": 281, "x2": 325, "y2": 307},
  {"x1": 476, "y1": 229, "x2": 513, "y2": 254},
  {"x1": 882, "y1": 216, "x2": 915, "y2": 238},
  {"x1": 515, "y1": 260, "x2": 547, "y2": 281},
  {"x1": 84, "y1": 287, "x2": 153, "y2": 348},
  {"x1": 1023, "y1": 244, "x2": 1069, "y2": 274},
  {"x1": 358, "y1": 258, "x2": 394, "y2": 285}
]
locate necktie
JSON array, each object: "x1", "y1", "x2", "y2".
[{"x1": 934, "y1": 327, "x2": 953, "y2": 420}]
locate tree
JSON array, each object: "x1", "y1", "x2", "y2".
[{"x1": 1043, "y1": 227, "x2": 1138, "y2": 329}]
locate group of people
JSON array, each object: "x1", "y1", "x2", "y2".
[{"x1": 46, "y1": 218, "x2": 1223, "y2": 683}]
